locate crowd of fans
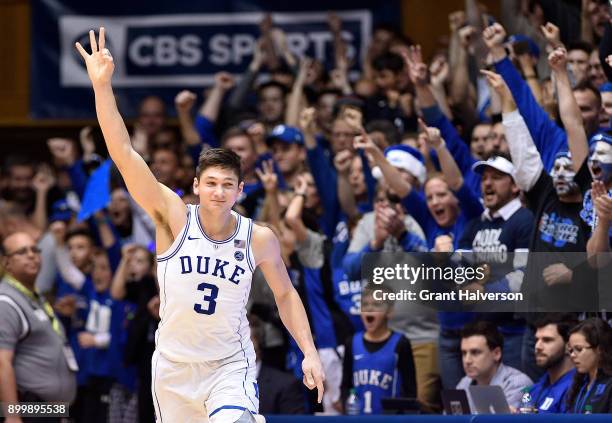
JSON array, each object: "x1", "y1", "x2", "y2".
[{"x1": 2, "y1": 0, "x2": 612, "y2": 420}]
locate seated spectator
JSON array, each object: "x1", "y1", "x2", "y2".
[
  {"x1": 341, "y1": 285, "x2": 416, "y2": 414},
  {"x1": 566, "y1": 318, "x2": 612, "y2": 413},
  {"x1": 528, "y1": 313, "x2": 578, "y2": 413},
  {"x1": 457, "y1": 321, "x2": 532, "y2": 409}
]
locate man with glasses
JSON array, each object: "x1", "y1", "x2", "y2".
[{"x1": 0, "y1": 232, "x2": 76, "y2": 422}]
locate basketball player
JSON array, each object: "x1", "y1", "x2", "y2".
[{"x1": 76, "y1": 28, "x2": 324, "y2": 423}]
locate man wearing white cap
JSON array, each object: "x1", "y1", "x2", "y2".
[{"x1": 457, "y1": 154, "x2": 535, "y2": 370}]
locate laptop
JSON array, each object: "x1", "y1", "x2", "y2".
[
  {"x1": 380, "y1": 397, "x2": 420, "y2": 414},
  {"x1": 441, "y1": 390, "x2": 471, "y2": 415},
  {"x1": 467, "y1": 385, "x2": 512, "y2": 414}
]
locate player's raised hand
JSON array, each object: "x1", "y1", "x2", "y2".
[
  {"x1": 302, "y1": 352, "x2": 325, "y2": 403},
  {"x1": 75, "y1": 28, "x2": 115, "y2": 88}
]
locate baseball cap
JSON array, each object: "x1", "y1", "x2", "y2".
[
  {"x1": 266, "y1": 125, "x2": 304, "y2": 146},
  {"x1": 599, "y1": 82, "x2": 612, "y2": 93},
  {"x1": 508, "y1": 34, "x2": 540, "y2": 58},
  {"x1": 49, "y1": 199, "x2": 73, "y2": 223},
  {"x1": 472, "y1": 156, "x2": 515, "y2": 177}
]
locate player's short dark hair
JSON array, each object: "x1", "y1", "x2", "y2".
[
  {"x1": 65, "y1": 228, "x2": 94, "y2": 245},
  {"x1": 196, "y1": 148, "x2": 242, "y2": 182},
  {"x1": 573, "y1": 79, "x2": 602, "y2": 109},
  {"x1": 366, "y1": 119, "x2": 400, "y2": 145},
  {"x1": 533, "y1": 313, "x2": 579, "y2": 343},
  {"x1": 461, "y1": 320, "x2": 504, "y2": 352},
  {"x1": 372, "y1": 52, "x2": 404, "y2": 74},
  {"x1": 256, "y1": 81, "x2": 289, "y2": 98},
  {"x1": 567, "y1": 40, "x2": 593, "y2": 56}
]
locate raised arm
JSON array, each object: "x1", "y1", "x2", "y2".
[
  {"x1": 353, "y1": 132, "x2": 412, "y2": 198},
  {"x1": 484, "y1": 23, "x2": 568, "y2": 171},
  {"x1": 174, "y1": 90, "x2": 201, "y2": 147},
  {"x1": 200, "y1": 72, "x2": 234, "y2": 123},
  {"x1": 548, "y1": 47, "x2": 589, "y2": 171},
  {"x1": 75, "y1": 28, "x2": 183, "y2": 229},
  {"x1": 284, "y1": 175, "x2": 309, "y2": 243},
  {"x1": 482, "y1": 69, "x2": 544, "y2": 192},
  {"x1": 334, "y1": 150, "x2": 360, "y2": 219},
  {"x1": 286, "y1": 59, "x2": 311, "y2": 127},
  {"x1": 419, "y1": 119, "x2": 463, "y2": 191}
]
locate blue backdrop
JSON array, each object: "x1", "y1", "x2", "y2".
[{"x1": 31, "y1": 0, "x2": 400, "y2": 119}]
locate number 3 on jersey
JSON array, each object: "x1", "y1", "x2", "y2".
[{"x1": 194, "y1": 282, "x2": 218, "y2": 315}]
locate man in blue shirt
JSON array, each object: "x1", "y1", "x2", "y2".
[{"x1": 529, "y1": 314, "x2": 578, "y2": 413}]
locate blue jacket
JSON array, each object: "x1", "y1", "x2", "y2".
[{"x1": 494, "y1": 56, "x2": 567, "y2": 171}]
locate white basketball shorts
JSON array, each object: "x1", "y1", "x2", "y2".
[{"x1": 152, "y1": 349, "x2": 260, "y2": 422}]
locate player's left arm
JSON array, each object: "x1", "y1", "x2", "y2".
[{"x1": 252, "y1": 224, "x2": 326, "y2": 402}]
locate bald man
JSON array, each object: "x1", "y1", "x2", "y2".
[{"x1": 0, "y1": 232, "x2": 76, "y2": 423}]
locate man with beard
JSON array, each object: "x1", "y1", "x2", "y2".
[
  {"x1": 1, "y1": 155, "x2": 36, "y2": 214},
  {"x1": 528, "y1": 314, "x2": 577, "y2": 413}
]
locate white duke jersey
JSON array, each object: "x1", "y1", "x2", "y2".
[{"x1": 155, "y1": 204, "x2": 256, "y2": 362}]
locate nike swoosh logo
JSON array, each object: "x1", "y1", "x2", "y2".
[
  {"x1": 354, "y1": 354, "x2": 364, "y2": 360},
  {"x1": 188, "y1": 236, "x2": 200, "y2": 240}
]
